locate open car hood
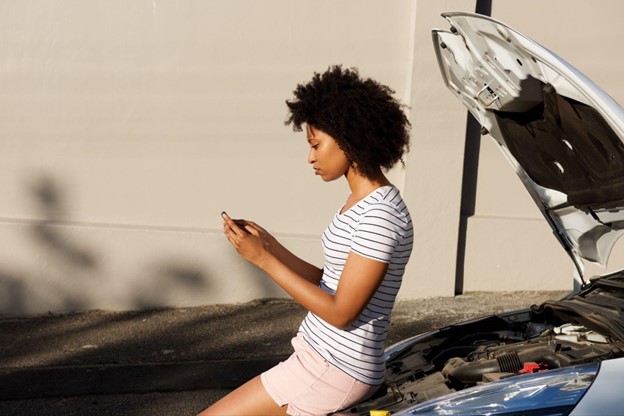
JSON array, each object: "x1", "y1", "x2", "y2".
[{"x1": 432, "y1": 12, "x2": 624, "y2": 282}]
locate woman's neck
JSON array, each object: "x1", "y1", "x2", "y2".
[{"x1": 342, "y1": 168, "x2": 391, "y2": 212}]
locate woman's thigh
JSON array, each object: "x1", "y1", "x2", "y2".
[{"x1": 197, "y1": 375, "x2": 287, "y2": 416}]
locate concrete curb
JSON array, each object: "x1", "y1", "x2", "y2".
[{"x1": 0, "y1": 356, "x2": 287, "y2": 400}]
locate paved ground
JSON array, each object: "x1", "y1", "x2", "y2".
[{"x1": 0, "y1": 291, "x2": 568, "y2": 415}]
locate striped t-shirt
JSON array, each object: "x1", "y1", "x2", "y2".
[{"x1": 299, "y1": 185, "x2": 413, "y2": 385}]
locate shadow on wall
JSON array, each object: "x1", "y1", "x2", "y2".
[
  {"x1": 0, "y1": 271, "x2": 27, "y2": 315},
  {"x1": 31, "y1": 177, "x2": 98, "y2": 270},
  {"x1": 0, "y1": 174, "x2": 221, "y2": 315},
  {"x1": 0, "y1": 175, "x2": 99, "y2": 313},
  {"x1": 131, "y1": 262, "x2": 208, "y2": 310}
]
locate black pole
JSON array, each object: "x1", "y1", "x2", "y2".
[
  {"x1": 476, "y1": 0, "x2": 492, "y2": 16},
  {"x1": 454, "y1": 0, "x2": 492, "y2": 295}
]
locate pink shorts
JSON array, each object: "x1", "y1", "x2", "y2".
[{"x1": 260, "y1": 332, "x2": 380, "y2": 416}]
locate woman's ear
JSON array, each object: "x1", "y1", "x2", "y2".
[{"x1": 349, "y1": 160, "x2": 360, "y2": 173}]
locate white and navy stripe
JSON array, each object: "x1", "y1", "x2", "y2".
[{"x1": 299, "y1": 185, "x2": 413, "y2": 385}]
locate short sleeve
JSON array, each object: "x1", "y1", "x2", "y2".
[{"x1": 350, "y1": 204, "x2": 407, "y2": 263}]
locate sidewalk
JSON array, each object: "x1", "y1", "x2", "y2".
[{"x1": 0, "y1": 291, "x2": 567, "y2": 415}]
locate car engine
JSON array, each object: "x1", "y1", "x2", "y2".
[{"x1": 340, "y1": 272, "x2": 624, "y2": 415}]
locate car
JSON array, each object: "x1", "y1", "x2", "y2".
[{"x1": 336, "y1": 12, "x2": 624, "y2": 416}]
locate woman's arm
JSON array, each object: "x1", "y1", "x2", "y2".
[
  {"x1": 244, "y1": 220, "x2": 323, "y2": 285},
  {"x1": 264, "y1": 236, "x2": 324, "y2": 285},
  {"x1": 258, "y1": 249, "x2": 388, "y2": 329},
  {"x1": 223, "y1": 214, "x2": 387, "y2": 329}
]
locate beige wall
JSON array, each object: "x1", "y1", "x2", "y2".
[{"x1": 1, "y1": 0, "x2": 623, "y2": 315}]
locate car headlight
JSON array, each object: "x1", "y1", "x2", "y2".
[{"x1": 394, "y1": 362, "x2": 598, "y2": 416}]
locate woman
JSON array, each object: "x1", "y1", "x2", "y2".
[{"x1": 199, "y1": 66, "x2": 413, "y2": 416}]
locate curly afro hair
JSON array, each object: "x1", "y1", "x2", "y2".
[{"x1": 285, "y1": 65, "x2": 411, "y2": 180}]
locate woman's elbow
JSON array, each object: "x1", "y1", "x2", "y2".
[{"x1": 330, "y1": 315, "x2": 356, "y2": 330}]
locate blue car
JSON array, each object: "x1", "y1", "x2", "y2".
[{"x1": 338, "y1": 12, "x2": 624, "y2": 416}]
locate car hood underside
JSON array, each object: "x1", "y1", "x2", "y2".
[{"x1": 432, "y1": 12, "x2": 624, "y2": 281}]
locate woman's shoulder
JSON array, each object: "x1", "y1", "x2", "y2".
[
  {"x1": 365, "y1": 186, "x2": 409, "y2": 212},
  {"x1": 359, "y1": 186, "x2": 411, "y2": 226}
]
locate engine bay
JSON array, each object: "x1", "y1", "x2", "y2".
[{"x1": 341, "y1": 273, "x2": 624, "y2": 415}]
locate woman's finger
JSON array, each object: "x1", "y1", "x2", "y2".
[
  {"x1": 244, "y1": 224, "x2": 260, "y2": 237},
  {"x1": 246, "y1": 222, "x2": 265, "y2": 234},
  {"x1": 246, "y1": 221, "x2": 259, "y2": 230},
  {"x1": 223, "y1": 227, "x2": 235, "y2": 244},
  {"x1": 223, "y1": 214, "x2": 246, "y2": 237},
  {"x1": 223, "y1": 222, "x2": 242, "y2": 243}
]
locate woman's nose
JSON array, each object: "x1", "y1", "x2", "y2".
[{"x1": 308, "y1": 149, "x2": 316, "y2": 164}]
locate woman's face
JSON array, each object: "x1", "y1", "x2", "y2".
[{"x1": 306, "y1": 125, "x2": 351, "y2": 182}]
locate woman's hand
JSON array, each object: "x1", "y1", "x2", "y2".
[{"x1": 221, "y1": 212, "x2": 274, "y2": 266}]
